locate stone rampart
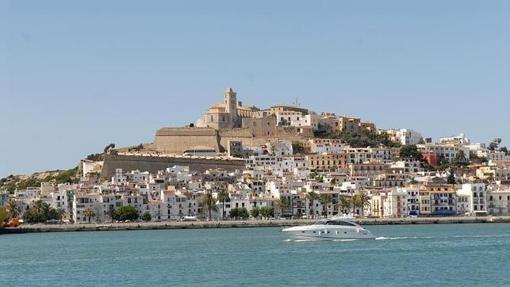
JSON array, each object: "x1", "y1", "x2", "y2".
[
  {"x1": 154, "y1": 127, "x2": 220, "y2": 154},
  {"x1": 101, "y1": 154, "x2": 245, "y2": 179}
]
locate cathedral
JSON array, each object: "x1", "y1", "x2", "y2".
[
  {"x1": 154, "y1": 88, "x2": 311, "y2": 155},
  {"x1": 195, "y1": 88, "x2": 260, "y2": 130}
]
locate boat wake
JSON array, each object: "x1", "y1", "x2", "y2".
[
  {"x1": 452, "y1": 234, "x2": 510, "y2": 239},
  {"x1": 332, "y1": 239, "x2": 359, "y2": 242},
  {"x1": 285, "y1": 238, "x2": 369, "y2": 242},
  {"x1": 375, "y1": 236, "x2": 433, "y2": 241}
]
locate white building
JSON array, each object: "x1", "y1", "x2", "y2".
[
  {"x1": 418, "y1": 144, "x2": 470, "y2": 163},
  {"x1": 487, "y1": 187, "x2": 510, "y2": 215},
  {"x1": 438, "y1": 133, "x2": 471, "y2": 145},
  {"x1": 392, "y1": 160, "x2": 424, "y2": 173},
  {"x1": 292, "y1": 113, "x2": 318, "y2": 129},
  {"x1": 72, "y1": 193, "x2": 103, "y2": 223},
  {"x1": 384, "y1": 129, "x2": 423, "y2": 145},
  {"x1": 275, "y1": 110, "x2": 305, "y2": 127},
  {"x1": 457, "y1": 183, "x2": 488, "y2": 215},
  {"x1": 383, "y1": 189, "x2": 408, "y2": 218},
  {"x1": 309, "y1": 139, "x2": 344, "y2": 154}
]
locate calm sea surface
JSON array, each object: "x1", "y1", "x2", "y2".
[{"x1": 1, "y1": 223, "x2": 510, "y2": 286}]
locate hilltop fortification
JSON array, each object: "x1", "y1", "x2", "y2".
[{"x1": 153, "y1": 88, "x2": 312, "y2": 154}]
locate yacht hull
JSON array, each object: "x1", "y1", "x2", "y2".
[{"x1": 282, "y1": 224, "x2": 375, "y2": 240}]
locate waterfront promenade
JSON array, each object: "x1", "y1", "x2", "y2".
[{"x1": 3, "y1": 216, "x2": 510, "y2": 234}]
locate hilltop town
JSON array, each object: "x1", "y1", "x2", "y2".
[{"x1": 2, "y1": 88, "x2": 510, "y2": 225}]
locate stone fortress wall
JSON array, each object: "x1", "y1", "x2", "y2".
[
  {"x1": 154, "y1": 125, "x2": 312, "y2": 154},
  {"x1": 153, "y1": 88, "x2": 314, "y2": 154},
  {"x1": 101, "y1": 154, "x2": 245, "y2": 179},
  {"x1": 102, "y1": 88, "x2": 313, "y2": 177},
  {"x1": 154, "y1": 127, "x2": 221, "y2": 154}
]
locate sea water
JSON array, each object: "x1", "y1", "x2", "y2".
[{"x1": 1, "y1": 223, "x2": 510, "y2": 286}]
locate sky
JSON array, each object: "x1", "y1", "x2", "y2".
[{"x1": 1, "y1": 0, "x2": 509, "y2": 177}]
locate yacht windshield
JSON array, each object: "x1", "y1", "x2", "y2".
[{"x1": 314, "y1": 220, "x2": 357, "y2": 227}]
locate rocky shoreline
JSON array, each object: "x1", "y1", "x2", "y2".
[{"x1": 2, "y1": 216, "x2": 510, "y2": 234}]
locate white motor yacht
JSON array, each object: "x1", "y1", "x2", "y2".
[{"x1": 282, "y1": 217, "x2": 375, "y2": 240}]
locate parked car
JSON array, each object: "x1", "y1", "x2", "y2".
[{"x1": 180, "y1": 216, "x2": 198, "y2": 222}]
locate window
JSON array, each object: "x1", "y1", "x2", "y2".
[{"x1": 324, "y1": 220, "x2": 356, "y2": 227}]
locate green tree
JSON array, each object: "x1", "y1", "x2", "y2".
[
  {"x1": 113, "y1": 206, "x2": 139, "y2": 221},
  {"x1": 452, "y1": 150, "x2": 468, "y2": 166},
  {"x1": 104, "y1": 143, "x2": 116, "y2": 153},
  {"x1": 399, "y1": 145, "x2": 423, "y2": 160},
  {"x1": 107, "y1": 205, "x2": 115, "y2": 223},
  {"x1": 292, "y1": 142, "x2": 306, "y2": 155},
  {"x1": 141, "y1": 212, "x2": 152, "y2": 222},
  {"x1": 339, "y1": 196, "x2": 352, "y2": 215},
  {"x1": 238, "y1": 207, "x2": 249, "y2": 220},
  {"x1": 319, "y1": 193, "x2": 333, "y2": 216},
  {"x1": 278, "y1": 118, "x2": 290, "y2": 127},
  {"x1": 469, "y1": 152, "x2": 488, "y2": 164},
  {"x1": 217, "y1": 190, "x2": 230, "y2": 220},
  {"x1": 439, "y1": 156, "x2": 450, "y2": 169},
  {"x1": 229, "y1": 208, "x2": 239, "y2": 219},
  {"x1": 0, "y1": 207, "x2": 7, "y2": 228},
  {"x1": 352, "y1": 192, "x2": 370, "y2": 217},
  {"x1": 488, "y1": 138, "x2": 502, "y2": 151},
  {"x1": 200, "y1": 191, "x2": 217, "y2": 221},
  {"x1": 83, "y1": 208, "x2": 96, "y2": 224},
  {"x1": 23, "y1": 200, "x2": 60, "y2": 223},
  {"x1": 251, "y1": 207, "x2": 260, "y2": 219},
  {"x1": 230, "y1": 207, "x2": 249, "y2": 220},
  {"x1": 86, "y1": 153, "x2": 104, "y2": 161},
  {"x1": 275, "y1": 197, "x2": 290, "y2": 218},
  {"x1": 306, "y1": 192, "x2": 319, "y2": 218},
  {"x1": 260, "y1": 206, "x2": 274, "y2": 218},
  {"x1": 447, "y1": 169, "x2": 456, "y2": 184},
  {"x1": 7, "y1": 199, "x2": 19, "y2": 219}
]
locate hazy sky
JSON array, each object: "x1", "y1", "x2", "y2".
[{"x1": 2, "y1": 0, "x2": 509, "y2": 177}]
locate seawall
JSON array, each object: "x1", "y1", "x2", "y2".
[{"x1": 2, "y1": 216, "x2": 510, "y2": 234}]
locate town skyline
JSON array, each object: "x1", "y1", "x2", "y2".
[
  {"x1": 2, "y1": 0, "x2": 509, "y2": 177},
  {"x1": 2, "y1": 84, "x2": 509, "y2": 177}
]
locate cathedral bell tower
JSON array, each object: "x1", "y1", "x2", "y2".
[{"x1": 224, "y1": 87, "x2": 238, "y2": 122}]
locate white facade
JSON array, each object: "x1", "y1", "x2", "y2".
[
  {"x1": 457, "y1": 183, "x2": 488, "y2": 215},
  {"x1": 309, "y1": 139, "x2": 344, "y2": 154},
  {"x1": 385, "y1": 129, "x2": 423, "y2": 145},
  {"x1": 292, "y1": 114, "x2": 318, "y2": 129},
  {"x1": 392, "y1": 160, "x2": 424, "y2": 173},
  {"x1": 438, "y1": 133, "x2": 471, "y2": 145},
  {"x1": 276, "y1": 110, "x2": 305, "y2": 127},
  {"x1": 383, "y1": 189, "x2": 408, "y2": 218},
  {"x1": 487, "y1": 188, "x2": 510, "y2": 215},
  {"x1": 419, "y1": 144, "x2": 470, "y2": 163}
]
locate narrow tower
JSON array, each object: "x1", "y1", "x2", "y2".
[{"x1": 224, "y1": 87, "x2": 238, "y2": 121}]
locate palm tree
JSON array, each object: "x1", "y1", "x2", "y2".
[
  {"x1": 108, "y1": 205, "x2": 115, "y2": 223},
  {"x1": 200, "y1": 191, "x2": 217, "y2": 221},
  {"x1": 57, "y1": 209, "x2": 66, "y2": 222},
  {"x1": 275, "y1": 197, "x2": 290, "y2": 218},
  {"x1": 339, "y1": 195, "x2": 352, "y2": 215},
  {"x1": 83, "y1": 208, "x2": 96, "y2": 224},
  {"x1": 319, "y1": 194, "x2": 333, "y2": 217},
  {"x1": 217, "y1": 190, "x2": 230, "y2": 220},
  {"x1": 352, "y1": 192, "x2": 370, "y2": 217},
  {"x1": 306, "y1": 192, "x2": 319, "y2": 218},
  {"x1": 7, "y1": 199, "x2": 19, "y2": 219}
]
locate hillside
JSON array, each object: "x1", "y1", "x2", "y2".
[{"x1": 0, "y1": 167, "x2": 80, "y2": 193}]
